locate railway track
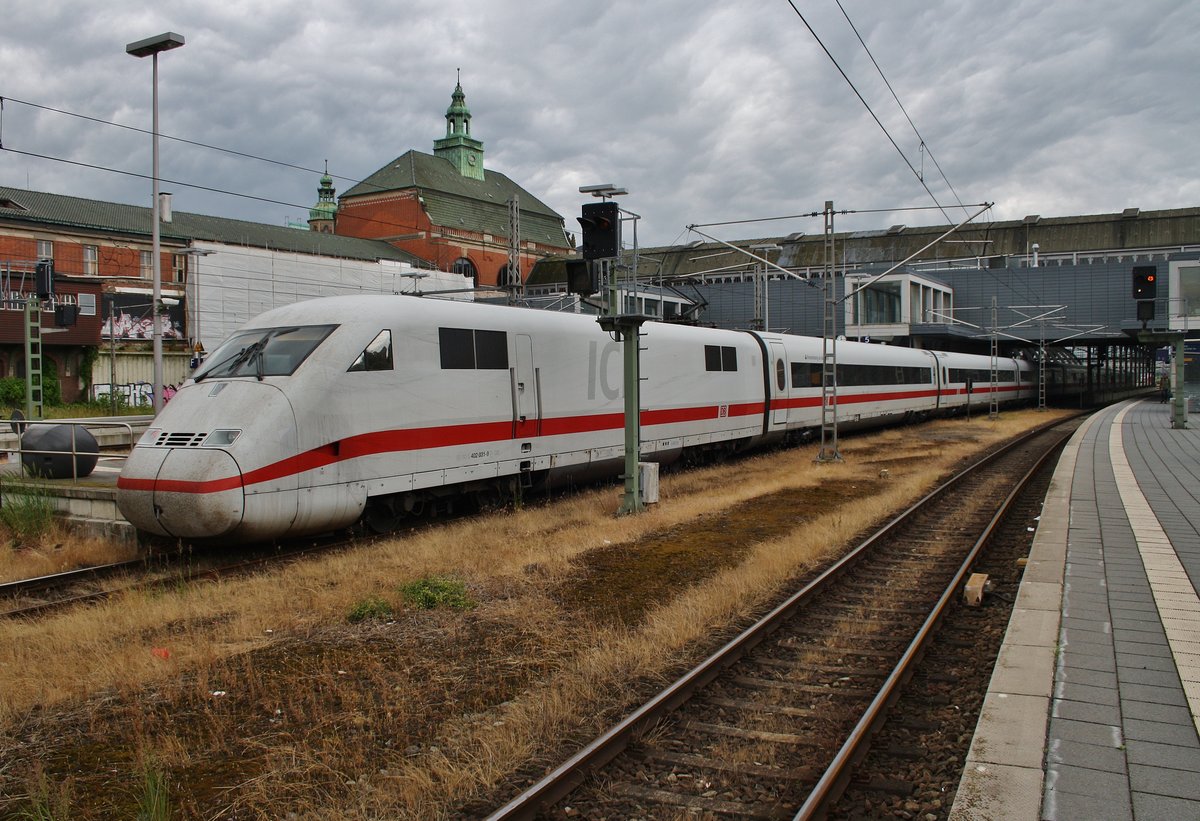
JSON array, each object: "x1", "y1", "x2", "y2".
[
  {"x1": 0, "y1": 536, "x2": 354, "y2": 619},
  {"x1": 485, "y1": 415, "x2": 1081, "y2": 820}
]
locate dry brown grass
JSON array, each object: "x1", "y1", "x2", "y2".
[
  {"x1": 0, "y1": 410, "x2": 1071, "y2": 818},
  {"x1": 0, "y1": 522, "x2": 139, "y2": 583}
]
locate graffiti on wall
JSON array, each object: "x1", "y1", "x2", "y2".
[
  {"x1": 90, "y1": 382, "x2": 154, "y2": 407},
  {"x1": 103, "y1": 294, "x2": 185, "y2": 340}
]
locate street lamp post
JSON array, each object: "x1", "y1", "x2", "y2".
[{"x1": 127, "y1": 31, "x2": 185, "y2": 414}]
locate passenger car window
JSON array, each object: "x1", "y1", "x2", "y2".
[
  {"x1": 439, "y1": 327, "x2": 509, "y2": 370},
  {"x1": 348, "y1": 330, "x2": 393, "y2": 372},
  {"x1": 704, "y1": 344, "x2": 738, "y2": 372},
  {"x1": 194, "y1": 324, "x2": 337, "y2": 381}
]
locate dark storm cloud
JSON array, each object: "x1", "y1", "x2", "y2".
[{"x1": 1, "y1": 0, "x2": 1197, "y2": 245}]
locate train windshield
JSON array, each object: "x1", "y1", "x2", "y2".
[{"x1": 194, "y1": 324, "x2": 337, "y2": 382}]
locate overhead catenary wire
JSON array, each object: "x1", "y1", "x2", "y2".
[
  {"x1": 781, "y1": 0, "x2": 954, "y2": 225},
  {"x1": 1, "y1": 95, "x2": 390, "y2": 196},
  {"x1": 832, "y1": 0, "x2": 971, "y2": 220},
  {"x1": 691, "y1": 202, "x2": 984, "y2": 231},
  {"x1": 779, "y1": 6, "x2": 1048, "y2": 309}
]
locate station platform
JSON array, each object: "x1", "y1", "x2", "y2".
[{"x1": 952, "y1": 400, "x2": 1200, "y2": 819}]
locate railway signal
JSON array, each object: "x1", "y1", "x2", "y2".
[
  {"x1": 578, "y1": 201, "x2": 620, "y2": 260},
  {"x1": 1132, "y1": 265, "x2": 1157, "y2": 300},
  {"x1": 35, "y1": 259, "x2": 54, "y2": 299},
  {"x1": 564, "y1": 258, "x2": 596, "y2": 296}
]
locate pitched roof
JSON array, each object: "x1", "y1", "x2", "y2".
[
  {"x1": 0, "y1": 186, "x2": 429, "y2": 266},
  {"x1": 341, "y1": 150, "x2": 569, "y2": 248}
]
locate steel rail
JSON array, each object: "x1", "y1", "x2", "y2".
[
  {"x1": 486, "y1": 413, "x2": 1084, "y2": 820},
  {"x1": 0, "y1": 559, "x2": 146, "y2": 598},
  {"x1": 793, "y1": 424, "x2": 1073, "y2": 818}
]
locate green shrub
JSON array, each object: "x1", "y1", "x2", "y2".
[
  {"x1": 0, "y1": 360, "x2": 60, "y2": 408},
  {"x1": 0, "y1": 377, "x2": 23, "y2": 408},
  {"x1": 0, "y1": 477, "x2": 56, "y2": 540},
  {"x1": 400, "y1": 576, "x2": 474, "y2": 610},
  {"x1": 347, "y1": 596, "x2": 394, "y2": 623}
]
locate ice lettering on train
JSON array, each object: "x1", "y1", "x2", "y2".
[{"x1": 587, "y1": 340, "x2": 621, "y2": 401}]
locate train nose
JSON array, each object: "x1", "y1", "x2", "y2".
[{"x1": 117, "y1": 448, "x2": 245, "y2": 539}]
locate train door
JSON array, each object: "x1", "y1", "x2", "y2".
[
  {"x1": 929, "y1": 350, "x2": 944, "y2": 410},
  {"x1": 512, "y1": 334, "x2": 540, "y2": 437},
  {"x1": 769, "y1": 340, "x2": 788, "y2": 425}
]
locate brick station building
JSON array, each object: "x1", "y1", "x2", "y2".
[{"x1": 324, "y1": 81, "x2": 573, "y2": 287}]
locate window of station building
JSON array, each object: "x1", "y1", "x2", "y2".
[
  {"x1": 36, "y1": 240, "x2": 53, "y2": 260},
  {"x1": 451, "y1": 257, "x2": 478, "y2": 284},
  {"x1": 77, "y1": 293, "x2": 97, "y2": 317},
  {"x1": 439, "y1": 327, "x2": 508, "y2": 370},
  {"x1": 1178, "y1": 264, "x2": 1200, "y2": 320},
  {"x1": 82, "y1": 245, "x2": 98, "y2": 276},
  {"x1": 497, "y1": 264, "x2": 520, "y2": 288},
  {"x1": 849, "y1": 281, "x2": 903, "y2": 325},
  {"x1": 172, "y1": 254, "x2": 187, "y2": 282},
  {"x1": 348, "y1": 329, "x2": 393, "y2": 372},
  {"x1": 140, "y1": 251, "x2": 153, "y2": 278},
  {"x1": 704, "y1": 344, "x2": 738, "y2": 372}
]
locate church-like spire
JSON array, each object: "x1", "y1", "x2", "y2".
[
  {"x1": 433, "y1": 71, "x2": 485, "y2": 180},
  {"x1": 308, "y1": 160, "x2": 338, "y2": 233}
]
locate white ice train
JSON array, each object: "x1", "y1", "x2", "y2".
[{"x1": 116, "y1": 295, "x2": 1035, "y2": 542}]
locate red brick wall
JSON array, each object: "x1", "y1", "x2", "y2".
[
  {"x1": 335, "y1": 192, "x2": 565, "y2": 287},
  {"x1": 0, "y1": 233, "x2": 179, "y2": 280}
]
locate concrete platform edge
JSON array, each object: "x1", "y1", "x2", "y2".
[{"x1": 949, "y1": 411, "x2": 1101, "y2": 820}]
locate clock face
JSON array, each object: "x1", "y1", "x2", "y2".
[{"x1": 467, "y1": 154, "x2": 477, "y2": 165}]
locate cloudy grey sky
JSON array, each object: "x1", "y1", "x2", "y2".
[{"x1": 1, "y1": 0, "x2": 1197, "y2": 247}]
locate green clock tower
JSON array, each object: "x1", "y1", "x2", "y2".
[{"x1": 433, "y1": 76, "x2": 485, "y2": 181}]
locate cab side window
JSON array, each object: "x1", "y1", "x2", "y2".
[{"x1": 348, "y1": 329, "x2": 393, "y2": 372}]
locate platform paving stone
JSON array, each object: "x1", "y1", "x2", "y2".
[
  {"x1": 1120, "y1": 667, "x2": 1189, "y2": 688},
  {"x1": 1046, "y1": 739, "x2": 1128, "y2": 774},
  {"x1": 1055, "y1": 680, "x2": 1120, "y2": 707},
  {"x1": 1060, "y1": 635, "x2": 1117, "y2": 656},
  {"x1": 1046, "y1": 761, "x2": 1132, "y2": 798},
  {"x1": 1122, "y1": 717, "x2": 1200, "y2": 747},
  {"x1": 1043, "y1": 788, "x2": 1133, "y2": 821},
  {"x1": 1117, "y1": 652, "x2": 1180, "y2": 673},
  {"x1": 1061, "y1": 650, "x2": 1116, "y2": 673},
  {"x1": 1060, "y1": 667, "x2": 1119, "y2": 689},
  {"x1": 1121, "y1": 700, "x2": 1196, "y2": 724},
  {"x1": 1131, "y1": 792, "x2": 1200, "y2": 821},
  {"x1": 1050, "y1": 698, "x2": 1122, "y2": 725},
  {"x1": 1120, "y1": 682, "x2": 1190, "y2": 707},
  {"x1": 1048, "y1": 716, "x2": 1123, "y2": 748},
  {"x1": 1129, "y1": 763, "x2": 1200, "y2": 800},
  {"x1": 1125, "y1": 738, "x2": 1200, "y2": 771},
  {"x1": 1114, "y1": 640, "x2": 1173, "y2": 658}
]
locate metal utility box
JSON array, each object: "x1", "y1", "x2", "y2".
[{"x1": 638, "y1": 461, "x2": 659, "y2": 505}]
